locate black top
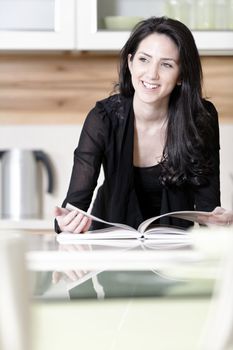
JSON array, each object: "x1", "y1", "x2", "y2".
[
  {"x1": 134, "y1": 164, "x2": 163, "y2": 221},
  {"x1": 58, "y1": 94, "x2": 220, "y2": 232}
]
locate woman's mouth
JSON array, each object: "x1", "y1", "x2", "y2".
[{"x1": 142, "y1": 81, "x2": 160, "y2": 89}]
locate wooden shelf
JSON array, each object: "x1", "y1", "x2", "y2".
[{"x1": 0, "y1": 53, "x2": 232, "y2": 124}]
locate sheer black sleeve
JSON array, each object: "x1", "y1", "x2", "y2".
[
  {"x1": 62, "y1": 106, "x2": 108, "y2": 211},
  {"x1": 194, "y1": 100, "x2": 221, "y2": 210}
]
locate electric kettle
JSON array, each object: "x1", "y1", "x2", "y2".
[{"x1": 0, "y1": 149, "x2": 54, "y2": 219}]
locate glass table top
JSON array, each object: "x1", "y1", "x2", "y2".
[
  {"x1": 23, "y1": 230, "x2": 226, "y2": 301},
  {"x1": 1, "y1": 228, "x2": 232, "y2": 350}
]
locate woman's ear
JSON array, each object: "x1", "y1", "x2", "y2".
[{"x1": 128, "y1": 54, "x2": 132, "y2": 73}]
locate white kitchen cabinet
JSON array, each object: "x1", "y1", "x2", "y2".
[
  {"x1": 76, "y1": 0, "x2": 233, "y2": 55},
  {"x1": 0, "y1": 0, "x2": 232, "y2": 53},
  {"x1": 0, "y1": 0, "x2": 75, "y2": 50}
]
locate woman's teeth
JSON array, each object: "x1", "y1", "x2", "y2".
[{"x1": 142, "y1": 81, "x2": 159, "y2": 89}]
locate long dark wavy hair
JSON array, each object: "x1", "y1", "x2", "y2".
[{"x1": 116, "y1": 16, "x2": 217, "y2": 187}]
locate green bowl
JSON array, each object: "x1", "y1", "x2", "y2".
[{"x1": 104, "y1": 16, "x2": 144, "y2": 31}]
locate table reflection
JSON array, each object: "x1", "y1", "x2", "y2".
[{"x1": 27, "y1": 234, "x2": 216, "y2": 301}]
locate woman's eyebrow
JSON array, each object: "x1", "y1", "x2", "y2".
[
  {"x1": 161, "y1": 57, "x2": 178, "y2": 63},
  {"x1": 138, "y1": 52, "x2": 178, "y2": 63},
  {"x1": 137, "y1": 51, "x2": 152, "y2": 58}
]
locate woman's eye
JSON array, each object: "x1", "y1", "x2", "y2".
[
  {"x1": 139, "y1": 57, "x2": 148, "y2": 63},
  {"x1": 162, "y1": 62, "x2": 173, "y2": 68}
]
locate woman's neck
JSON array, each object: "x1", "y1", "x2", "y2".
[
  {"x1": 133, "y1": 98, "x2": 168, "y2": 167},
  {"x1": 133, "y1": 97, "x2": 168, "y2": 127}
]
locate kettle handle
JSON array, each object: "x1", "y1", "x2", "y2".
[
  {"x1": 34, "y1": 151, "x2": 54, "y2": 193},
  {"x1": 0, "y1": 150, "x2": 6, "y2": 158}
]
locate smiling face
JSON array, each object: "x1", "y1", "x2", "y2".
[{"x1": 128, "y1": 32, "x2": 181, "y2": 109}]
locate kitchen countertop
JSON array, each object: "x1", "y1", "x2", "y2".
[{"x1": 0, "y1": 219, "x2": 53, "y2": 230}]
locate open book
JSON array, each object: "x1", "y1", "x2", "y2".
[{"x1": 56, "y1": 203, "x2": 212, "y2": 243}]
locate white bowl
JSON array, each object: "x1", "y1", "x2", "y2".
[{"x1": 104, "y1": 16, "x2": 144, "y2": 31}]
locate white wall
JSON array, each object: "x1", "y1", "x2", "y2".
[
  {"x1": 219, "y1": 124, "x2": 233, "y2": 210},
  {"x1": 0, "y1": 123, "x2": 232, "y2": 219}
]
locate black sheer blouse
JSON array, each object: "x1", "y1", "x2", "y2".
[{"x1": 58, "y1": 94, "x2": 220, "y2": 231}]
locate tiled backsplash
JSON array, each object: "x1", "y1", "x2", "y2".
[{"x1": 0, "y1": 123, "x2": 232, "y2": 219}]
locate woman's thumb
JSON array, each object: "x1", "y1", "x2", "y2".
[{"x1": 54, "y1": 206, "x2": 63, "y2": 216}]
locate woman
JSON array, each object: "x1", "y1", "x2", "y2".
[{"x1": 55, "y1": 16, "x2": 231, "y2": 233}]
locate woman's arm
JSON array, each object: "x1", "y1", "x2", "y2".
[
  {"x1": 55, "y1": 107, "x2": 108, "y2": 233},
  {"x1": 194, "y1": 100, "x2": 221, "y2": 211},
  {"x1": 63, "y1": 107, "x2": 108, "y2": 211}
]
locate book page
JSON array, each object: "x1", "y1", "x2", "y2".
[
  {"x1": 144, "y1": 226, "x2": 188, "y2": 236},
  {"x1": 58, "y1": 227, "x2": 141, "y2": 241},
  {"x1": 56, "y1": 228, "x2": 143, "y2": 247},
  {"x1": 138, "y1": 211, "x2": 211, "y2": 234},
  {"x1": 57, "y1": 235, "x2": 142, "y2": 246},
  {"x1": 66, "y1": 203, "x2": 137, "y2": 232},
  {"x1": 64, "y1": 204, "x2": 211, "y2": 240}
]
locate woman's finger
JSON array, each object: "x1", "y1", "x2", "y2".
[
  {"x1": 73, "y1": 215, "x2": 92, "y2": 233},
  {"x1": 82, "y1": 218, "x2": 92, "y2": 232},
  {"x1": 57, "y1": 210, "x2": 80, "y2": 231},
  {"x1": 64, "y1": 270, "x2": 80, "y2": 282},
  {"x1": 60, "y1": 210, "x2": 80, "y2": 226},
  {"x1": 52, "y1": 271, "x2": 61, "y2": 284},
  {"x1": 54, "y1": 206, "x2": 69, "y2": 217},
  {"x1": 212, "y1": 206, "x2": 225, "y2": 215},
  {"x1": 60, "y1": 213, "x2": 91, "y2": 233}
]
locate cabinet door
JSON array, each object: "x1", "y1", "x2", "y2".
[
  {"x1": 76, "y1": 0, "x2": 166, "y2": 50},
  {"x1": 0, "y1": 0, "x2": 75, "y2": 50},
  {"x1": 76, "y1": 0, "x2": 146, "y2": 50},
  {"x1": 76, "y1": 0, "x2": 233, "y2": 54}
]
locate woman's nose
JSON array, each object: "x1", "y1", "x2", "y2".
[{"x1": 147, "y1": 63, "x2": 159, "y2": 80}]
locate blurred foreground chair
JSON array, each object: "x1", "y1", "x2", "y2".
[
  {"x1": 199, "y1": 227, "x2": 233, "y2": 350},
  {"x1": 0, "y1": 230, "x2": 30, "y2": 350}
]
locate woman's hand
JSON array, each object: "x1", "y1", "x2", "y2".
[
  {"x1": 54, "y1": 206, "x2": 92, "y2": 233},
  {"x1": 198, "y1": 206, "x2": 233, "y2": 227},
  {"x1": 209, "y1": 207, "x2": 233, "y2": 226},
  {"x1": 52, "y1": 243, "x2": 91, "y2": 283}
]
